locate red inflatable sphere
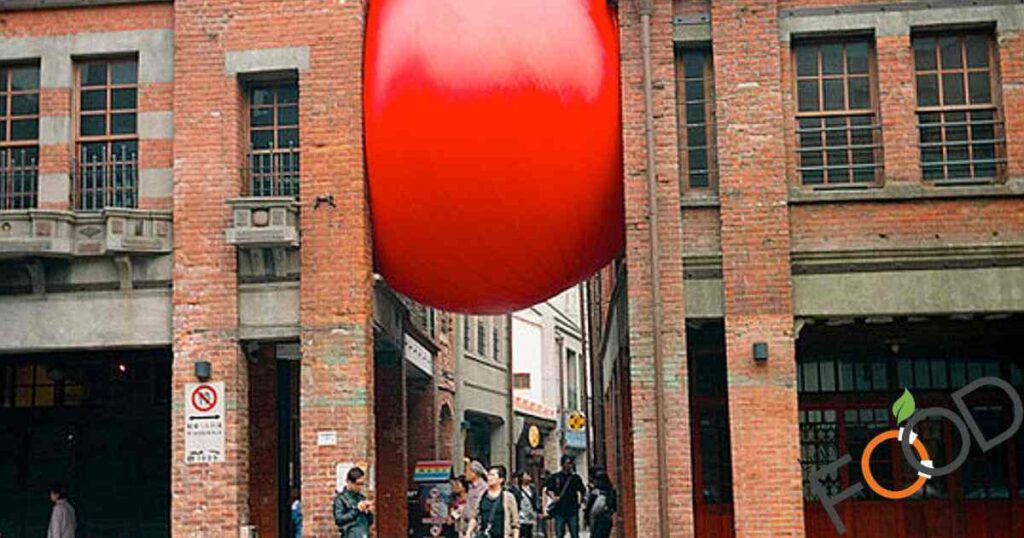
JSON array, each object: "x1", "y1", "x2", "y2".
[{"x1": 365, "y1": 0, "x2": 623, "y2": 314}]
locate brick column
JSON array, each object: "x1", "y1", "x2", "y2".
[
  {"x1": 375, "y1": 351, "x2": 408, "y2": 537},
  {"x1": 297, "y1": 1, "x2": 375, "y2": 534},
  {"x1": 171, "y1": 2, "x2": 249, "y2": 534},
  {"x1": 618, "y1": 1, "x2": 694, "y2": 537},
  {"x1": 999, "y1": 30, "x2": 1024, "y2": 178},
  {"x1": 877, "y1": 34, "x2": 921, "y2": 183},
  {"x1": 710, "y1": 2, "x2": 805, "y2": 537}
]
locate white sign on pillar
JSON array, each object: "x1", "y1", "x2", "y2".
[{"x1": 184, "y1": 382, "x2": 226, "y2": 464}]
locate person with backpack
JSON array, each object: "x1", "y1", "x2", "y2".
[
  {"x1": 584, "y1": 470, "x2": 616, "y2": 538},
  {"x1": 333, "y1": 467, "x2": 374, "y2": 538},
  {"x1": 542, "y1": 455, "x2": 585, "y2": 538},
  {"x1": 516, "y1": 472, "x2": 539, "y2": 538},
  {"x1": 464, "y1": 465, "x2": 520, "y2": 538}
]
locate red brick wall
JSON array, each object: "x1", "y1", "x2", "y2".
[
  {"x1": 710, "y1": 3, "x2": 805, "y2": 538},
  {"x1": 171, "y1": 0, "x2": 251, "y2": 530},
  {"x1": 618, "y1": 1, "x2": 695, "y2": 537}
]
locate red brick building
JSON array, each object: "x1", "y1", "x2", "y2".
[
  {"x1": 588, "y1": 1, "x2": 1024, "y2": 537},
  {"x1": 0, "y1": 1, "x2": 454, "y2": 537}
]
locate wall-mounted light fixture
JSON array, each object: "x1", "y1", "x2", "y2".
[
  {"x1": 194, "y1": 361, "x2": 212, "y2": 382},
  {"x1": 753, "y1": 342, "x2": 769, "y2": 362}
]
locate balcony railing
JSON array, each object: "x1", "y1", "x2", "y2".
[
  {"x1": 244, "y1": 145, "x2": 299, "y2": 198},
  {"x1": 74, "y1": 146, "x2": 138, "y2": 211},
  {"x1": 1, "y1": 148, "x2": 39, "y2": 210}
]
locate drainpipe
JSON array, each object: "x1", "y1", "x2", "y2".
[
  {"x1": 506, "y1": 314, "x2": 516, "y2": 471},
  {"x1": 639, "y1": 0, "x2": 671, "y2": 536},
  {"x1": 578, "y1": 283, "x2": 593, "y2": 467}
]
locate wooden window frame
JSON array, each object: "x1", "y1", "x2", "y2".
[
  {"x1": 912, "y1": 30, "x2": 1005, "y2": 183},
  {"x1": 675, "y1": 45, "x2": 718, "y2": 192},
  {"x1": 513, "y1": 372, "x2": 531, "y2": 390},
  {"x1": 73, "y1": 57, "x2": 139, "y2": 210},
  {"x1": 0, "y1": 63, "x2": 40, "y2": 210},
  {"x1": 244, "y1": 81, "x2": 300, "y2": 197},
  {"x1": 793, "y1": 36, "x2": 883, "y2": 187}
]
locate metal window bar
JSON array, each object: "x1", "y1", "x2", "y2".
[
  {"x1": 796, "y1": 115, "x2": 882, "y2": 184},
  {"x1": 75, "y1": 145, "x2": 138, "y2": 210},
  {"x1": 916, "y1": 111, "x2": 1006, "y2": 181},
  {"x1": 245, "y1": 144, "x2": 300, "y2": 197},
  {"x1": 0, "y1": 148, "x2": 39, "y2": 210}
]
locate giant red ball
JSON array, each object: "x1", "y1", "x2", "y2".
[{"x1": 365, "y1": 0, "x2": 623, "y2": 314}]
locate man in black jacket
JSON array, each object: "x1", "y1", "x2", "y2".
[
  {"x1": 542, "y1": 456, "x2": 585, "y2": 538},
  {"x1": 334, "y1": 467, "x2": 374, "y2": 538}
]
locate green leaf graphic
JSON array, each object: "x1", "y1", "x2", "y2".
[{"x1": 892, "y1": 388, "x2": 916, "y2": 424}]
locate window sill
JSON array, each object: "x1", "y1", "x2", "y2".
[
  {"x1": 680, "y1": 192, "x2": 721, "y2": 208},
  {"x1": 0, "y1": 208, "x2": 171, "y2": 257},
  {"x1": 788, "y1": 178, "x2": 1024, "y2": 204},
  {"x1": 225, "y1": 196, "x2": 300, "y2": 248}
]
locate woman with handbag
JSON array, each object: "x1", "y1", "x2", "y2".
[{"x1": 464, "y1": 465, "x2": 520, "y2": 538}]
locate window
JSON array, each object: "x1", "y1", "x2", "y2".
[
  {"x1": 492, "y1": 324, "x2": 501, "y2": 362},
  {"x1": 566, "y1": 349, "x2": 579, "y2": 410},
  {"x1": 513, "y1": 373, "x2": 531, "y2": 390},
  {"x1": 247, "y1": 82, "x2": 299, "y2": 197},
  {"x1": 676, "y1": 47, "x2": 717, "y2": 190},
  {"x1": 1, "y1": 64, "x2": 40, "y2": 210},
  {"x1": 794, "y1": 38, "x2": 881, "y2": 186},
  {"x1": 476, "y1": 318, "x2": 487, "y2": 356},
  {"x1": 75, "y1": 59, "x2": 139, "y2": 210},
  {"x1": 913, "y1": 32, "x2": 1003, "y2": 182},
  {"x1": 463, "y1": 316, "x2": 471, "y2": 350}
]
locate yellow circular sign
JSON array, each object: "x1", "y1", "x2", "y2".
[
  {"x1": 528, "y1": 425, "x2": 541, "y2": 448},
  {"x1": 567, "y1": 411, "x2": 586, "y2": 431}
]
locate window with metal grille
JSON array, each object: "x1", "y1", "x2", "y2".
[
  {"x1": 247, "y1": 82, "x2": 299, "y2": 197},
  {"x1": 913, "y1": 32, "x2": 1004, "y2": 182},
  {"x1": 1, "y1": 64, "x2": 40, "y2": 210},
  {"x1": 794, "y1": 38, "x2": 882, "y2": 186},
  {"x1": 676, "y1": 47, "x2": 717, "y2": 191},
  {"x1": 75, "y1": 59, "x2": 139, "y2": 210}
]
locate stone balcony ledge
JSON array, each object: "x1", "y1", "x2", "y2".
[
  {"x1": 0, "y1": 208, "x2": 172, "y2": 259},
  {"x1": 225, "y1": 196, "x2": 300, "y2": 248}
]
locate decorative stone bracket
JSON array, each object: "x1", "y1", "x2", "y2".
[
  {"x1": 0, "y1": 208, "x2": 172, "y2": 258},
  {"x1": 225, "y1": 197, "x2": 300, "y2": 248}
]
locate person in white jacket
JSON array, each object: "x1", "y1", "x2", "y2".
[{"x1": 47, "y1": 483, "x2": 76, "y2": 538}]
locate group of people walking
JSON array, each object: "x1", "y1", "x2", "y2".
[{"x1": 444, "y1": 454, "x2": 617, "y2": 538}]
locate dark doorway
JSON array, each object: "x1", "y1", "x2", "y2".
[{"x1": 0, "y1": 348, "x2": 171, "y2": 538}]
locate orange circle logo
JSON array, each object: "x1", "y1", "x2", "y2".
[{"x1": 861, "y1": 429, "x2": 932, "y2": 499}]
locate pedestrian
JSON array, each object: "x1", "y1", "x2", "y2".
[
  {"x1": 584, "y1": 471, "x2": 616, "y2": 538},
  {"x1": 445, "y1": 475, "x2": 470, "y2": 538},
  {"x1": 538, "y1": 469, "x2": 553, "y2": 538},
  {"x1": 465, "y1": 465, "x2": 519, "y2": 538},
  {"x1": 290, "y1": 486, "x2": 302, "y2": 538},
  {"x1": 333, "y1": 467, "x2": 374, "y2": 538},
  {"x1": 517, "y1": 472, "x2": 539, "y2": 538},
  {"x1": 462, "y1": 460, "x2": 489, "y2": 533},
  {"x1": 542, "y1": 455, "x2": 585, "y2": 538},
  {"x1": 46, "y1": 482, "x2": 76, "y2": 538}
]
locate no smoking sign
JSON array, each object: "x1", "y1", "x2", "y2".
[
  {"x1": 185, "y1": 382, "x2": 225, "y2": 464},
  {"x1": 191, "y1": 384, "x2": 218, "y2": 413}
]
